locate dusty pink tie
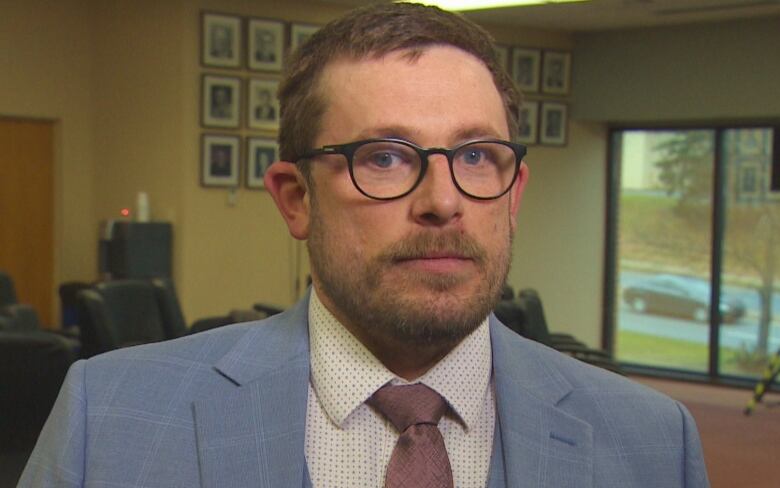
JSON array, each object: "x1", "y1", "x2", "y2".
[{"x1": 368, "y1": 383, "x2": 454, "y2": 488}]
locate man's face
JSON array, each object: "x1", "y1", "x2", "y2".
[{"x1": 277, "y1": 46, "x2": 527, "y2": 348}]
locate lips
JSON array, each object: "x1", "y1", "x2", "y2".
[
  {"x1": 396, "y1": 251, "x2": 472, "y2": 261},
  {"x1": 395, "y1": 254, "x2": 474, "y2": 274}
]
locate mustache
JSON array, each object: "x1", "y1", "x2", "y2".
[{"x1": 378, "y1": 231, "x2": 487, "y2": 263}]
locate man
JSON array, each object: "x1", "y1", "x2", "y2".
[
  {"x1": 210, "y1": 145, "x2": 232, "y2": 177},
  {"x1": 253, "y1": 88, "x2": 276, "y2": 121},
  {"x1": 210, "y1": 85, "x2": 232, "y2": 119},
  {"x1": 20, "y1": 3, "x2": 709, "y2": 487},
  {"x1": 254, "y1": 30, "x2": 277, "y2": 63},
  {"x1": 209, "y1": 24, "x2": 233, "y2": 59}
]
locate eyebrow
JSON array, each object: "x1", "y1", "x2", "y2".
[{"x1": 351, "y1": 125, "x2": 505, "y2": 146}]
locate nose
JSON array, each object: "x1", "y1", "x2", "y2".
[{"x1": 409, "y1": 154, "x2": 463, "y2": 227}]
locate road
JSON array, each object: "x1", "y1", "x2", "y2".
[
  {"x1": 617, "y1": 270, "x2": 780, "y2": 352},
  {"x1": 618, "y1": 308, "x2": 780, "y2": 352},
  {"x1": 620, "y1": 270, "x2": 780, "y2": 315}
]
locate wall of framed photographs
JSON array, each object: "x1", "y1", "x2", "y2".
[
  {"x1": 495, "y1": 45, "x2": 572, "y2": 147},
  {"x1": 200, "y1": 11, "x2": 319, "y2": 191}
]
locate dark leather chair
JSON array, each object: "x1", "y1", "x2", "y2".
[
  {"x1": 495, "y1": 288, "x2": 621, "y2": 374},
  {"x1": 0, "y1": 331, "x2": 76, "y2": 486},
  {"x1": 59, "y1": 281, "x2": 92, "y2": 329},
  {"x1": 150, "y1": 278, "x2": 189, "y2": 339},
  {"x1": 0, "y1": 270, "x2": 17, "y2": 307},
  {"x1": 0, "y1": 302, "x2": 82, "y2": 355},
  {"x1": 76, "y1": 280, "x2": 168, "y2": 358},
  {"x1": 150, "y1": 278, "x2": 240, "y2": 336},
  {"x1": 0, "y1": 303, "x2": 41, "y2": 332}
]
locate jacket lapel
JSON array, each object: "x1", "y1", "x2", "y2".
[
  {"x1": 194, "y1": 296, "x2": 312, "y2": 488},
  {"x1": 489, "y1": 318, "x2": 594, "y2": 488}
]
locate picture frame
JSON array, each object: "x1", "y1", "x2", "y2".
[
  {"x1": 541, "y1": 50, "x2": 571, "y2": 95},
  {"x1": 290, "y1": 23, "x2": 320, "y2": 52},
  {"x1": 247, "y1": 18, "x2": 284, "y2": 72},
  {"x1": 493, "y1": 44, "x2": 510, "y2": 73},
  {"x1": 246, "y1": 137, "x2": 279, "y2": 189},
  {"x1": 202, "y1": 75, "x2": 241, "y2": 129},
  {"x1": 511, "y1": 47, "x2": 541, "y2": 93},
  {"x1": 516, "y1": 100, "x2": 539, "y2": 145},
  {"x1": 540, "y1": 102, "x2": 568, "y2": 146},
  {"x1": 201, "y1": 12, "x2": 242, "y2": 69},
  {"x1": 247, "y1": 78, "x2": 280, "y2": 131},
  {"x1": 201, "y1": 134, "x2": 240, "y2": 187}
]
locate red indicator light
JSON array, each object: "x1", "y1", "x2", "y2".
[{"x1": 120, "y1": 208, "x2": 131, "y2": 217}]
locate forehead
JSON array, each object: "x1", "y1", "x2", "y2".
[{"x1": 316, "y1": 46, "x2": 508, "y2": 145}]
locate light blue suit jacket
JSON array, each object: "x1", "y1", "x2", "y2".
[{"x1": 20, "y1": 293, "x2": 709, "y2": 487}]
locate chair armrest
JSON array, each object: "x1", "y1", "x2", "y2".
[{"x1": 253, "y1": 303, "x2": 284, "y2": 317}]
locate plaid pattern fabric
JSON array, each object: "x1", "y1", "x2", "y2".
[{"x1": 369, "y1": 384, "x2": 454, "y2": 488}]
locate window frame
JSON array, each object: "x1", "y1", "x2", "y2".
[{"x1": 603, "y1": 121, "x2": 780, "y2": 387}]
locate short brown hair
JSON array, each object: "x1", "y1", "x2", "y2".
[{"x1": 277, "y1": 2, "x2": 521, "y2": 178}]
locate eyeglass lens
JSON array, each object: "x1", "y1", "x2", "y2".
[{"x1": 351, "y1": 141, "x2": 517, "y2": 199}]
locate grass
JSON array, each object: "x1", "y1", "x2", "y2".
[
  {"x1": 617, "y1": 330, "x2": 709, "y2": 371},
  {"x1": 616, "y1": 329, "x2": 771, "y2": 377}
]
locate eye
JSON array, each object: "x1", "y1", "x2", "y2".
[
  {"x1": 354, "y1": 142, "x2": 416, "y2": 171},
  {"x1": 462, "y1": 148, "x2": 486, "y2": 166},
  {"x1": 367, "y1": 151, "x2": 401, "y2": 169}
]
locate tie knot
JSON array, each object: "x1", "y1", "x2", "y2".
[{"x1": 368, "y1": 383, "x2": 448, "y2": 433}]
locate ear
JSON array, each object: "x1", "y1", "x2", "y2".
[
  {"x1": 508, "y1": 162, "x2": 529, "y2": 233},
  {"x1": 264, "y1": 161, "x2": 311, "y2": 240}
]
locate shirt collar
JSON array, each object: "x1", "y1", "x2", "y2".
[{"x1": 308, "y1": 288, "x2": 492, "y2": 431}]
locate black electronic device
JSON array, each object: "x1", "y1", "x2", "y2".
[{"x1": 98, "y1": 221, "x2": 172, "y2": 280}]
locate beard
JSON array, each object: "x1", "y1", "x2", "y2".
[{"x1": 307, "y1": 199, "x2": 512, "y2": 348}]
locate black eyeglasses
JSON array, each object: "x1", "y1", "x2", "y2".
[{"x1": 294, "y1": 138, "x2": 526, "y2": 200}]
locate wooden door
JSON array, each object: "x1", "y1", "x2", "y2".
[{"x1": 0, "y1": 118, "x2": 55, "y2": 327}]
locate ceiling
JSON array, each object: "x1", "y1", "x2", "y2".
[{"x1": 312, "y1": 0, "x2": 780, "y2": 31}]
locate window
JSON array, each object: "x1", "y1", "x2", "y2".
[{"x1": 606, "y1": 126, "x2": 779, "y2": 381}]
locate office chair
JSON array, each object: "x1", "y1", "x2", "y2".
[
  {"x1": 0, "y1": 271, "x2": 18, "y2": 307},
  {"x1": 150, "y1": 278, "x2": 190, "y2": 340},
  {"x1": 76, "y1": 280, "x2": 168, "y2": 358},
  {"x1": 0, "y1": 304, "x2": 41, "y2": 332},
  {"x1": 58, "y1": 281, "x2": 92, "y2": 329},
  {"x1": 495, "y1": 287, "x2": 621, "y2": 374},
  {"x1": 0, "y1": 330, "x2": 76, "y2": 486}
]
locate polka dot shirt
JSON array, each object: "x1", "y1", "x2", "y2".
[{"x1": 305, "y1": 289, "x2": 495, "y2": 488}]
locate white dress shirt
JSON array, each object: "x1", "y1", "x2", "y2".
[{"x1": 304, "y1": 289, "x2": 495, "y2": 487}]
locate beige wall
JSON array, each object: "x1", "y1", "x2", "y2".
[
  {"x1": 508, "y1": 121, "x2": 607, "y2": 346},
  {"x1": 1, "y1": 0, "x2": 605, "y2": 342},
  {"x1": 573, "y1": 16, "x2": 780, "y2": 122},
  {"x1": 179, "y1": 0, "x2": 351, "y2": 320},
  {"x1": 486, "y1": 25, "x2": 608, "y2": 346},
  {"x1": 0, "y1": 0, "x2": 97, "y2": 321}
]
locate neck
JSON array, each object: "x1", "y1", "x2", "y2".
[{"x1": 342, "y1": 322, "x2": 459, "y2": 380}]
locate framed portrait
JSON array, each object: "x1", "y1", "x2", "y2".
[
  {"x1": 493, "y1": 44, "x2": 509, "y2": 73},
  {"x1": 511, "y1": 47, "x2": 541, "y2": 93},
  {"x1": 202, "y1": 75, "x2": 241, "y2": 128},
  {"x1": 516, "y1": 100, "x2": 539, "y2": 145},
  {"x1": 201, "y1": 12, "x2": 241, "y2": 68},
  {"x1": 246, "y1": 137, "x2": 279, "y2": 189},
  {"x1": 247, "y1": 18, "x2": 284, "y2": 72},
  {"x1": 247, "y1": 78, "x2": 280, "y2": 131},
  {"x1": 540, "y1": 102, "x2": 568, "y2": 146},
  {"x1": 541, "y1": 50, "x2": 571, "y2": 95},
  {"x1": 201, "y1": 134, "x2": 240, "y2": 187},
  {"x1": 290, "y1": 23, "x2": 320, "y2": 52}
]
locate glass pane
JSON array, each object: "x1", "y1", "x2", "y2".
[
  {"x1": 613, "y1": 129, "x2": 715, "y2": 372},
  {"x1": 719, "y1": 128, "x2": 779, "y2": 378}
]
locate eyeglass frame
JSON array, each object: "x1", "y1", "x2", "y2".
[{"x1": 292, "y1": 138, "x2": 527, "y2": 201}]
